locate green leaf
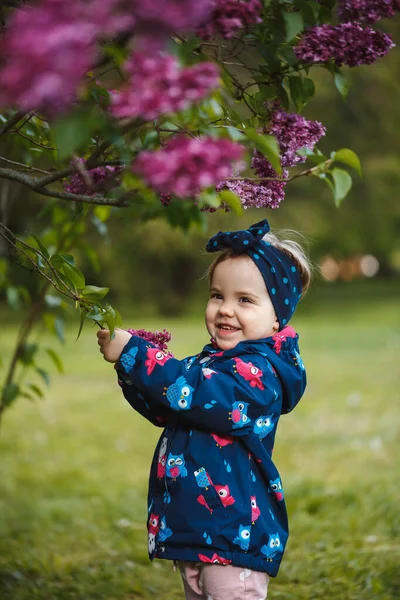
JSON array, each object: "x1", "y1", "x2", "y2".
[
  {"x1": 331, "y1": 148, "x2": 362, "y2": 178},
  {"x1": 76, "y1": 307, "x2": 87, "y2": 342},
  {"x1": 61, "y1": 261, "x2": 85, "y2": 289},
  {"x1": 45, "y1": 348, "x2": 64, "y2": 374},
  {"x1": 218, "y1": 190, "x2": 243, "y2": 215},
  {"x1": 81, "y1": 285, "x2": 109, "y2": 300},
  {"x1": 36, "y1": 367, "x2": 50, "y2": 387},
  {"x1": 334, "y1": 71, "x2": 348, "y2": 100},
  {"x1": 54, "y1": 317, "x2": 65, "y2": 344},
  {"x1": 30, "y1": 234, "x2": 50, "y2": 259},
  {"x1": 2, "y1": 383, "x2": 20, "y2": 408},
  {"x1": 330, "y1": 168, "x2": 352, "y2": 206},
  {"x1": 283, "y1": 11, "x2": 304, "y2": 42},
  {"x1": 224, "y1": 126, "x2": 245, "y2": 142},
  {"x1": 53, "y1": 108, "x2": 93, "y2": 161},
  {"x1": 19, "y1": 343, "x2": 39, "y2": 366},
  {"x1": 6, "y1": 286, "x2": 21, "y2": 310},
  {"x1": 245, "y1": 130, "x2": 281, "y2": 174},
  {"x1": 27, "y1": 383, "x2": 44, "y2": 399}
]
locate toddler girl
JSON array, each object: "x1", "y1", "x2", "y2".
[{"x1": 97, "y1": 219, "x2": 311, "y2": 600}]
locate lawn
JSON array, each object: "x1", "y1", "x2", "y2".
[{"x1": 0, "y1": 280, "x2": 399, "y2": 599}]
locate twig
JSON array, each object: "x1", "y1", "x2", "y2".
[
  {"x1": 0, "y1": 156, "x2": 51, "y2": 175},
  {"x1": 0, "y1": 110, "x2": 27, "y2": 137},
  {"x1": 0, "y1": 167, "x2": 131, "y2": 206}
]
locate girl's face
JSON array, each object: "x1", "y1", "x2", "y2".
[{"x1": 205, "y1": 256, "x2": 279, "y2": 351}]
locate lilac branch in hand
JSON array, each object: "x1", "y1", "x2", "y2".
[{"x1": 126, "y1": 328, "x2": 172, "y2": 353}]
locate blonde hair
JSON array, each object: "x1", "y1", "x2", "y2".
[{"x1": 206, "y1": 229, "x2": 312, "y2": 297}]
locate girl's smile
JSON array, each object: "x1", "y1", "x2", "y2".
[{"x1": 205, "y1": 256, "x2": 279, "y2": 351}]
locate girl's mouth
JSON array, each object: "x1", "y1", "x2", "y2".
[{"x1": 218, "y1": 324, "x2": 239, "y2": 334}]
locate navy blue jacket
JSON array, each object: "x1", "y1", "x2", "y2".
[{"x1": 115, "y1": 326, "x2": 306, "y2": 577}]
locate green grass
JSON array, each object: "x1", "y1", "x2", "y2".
[{"x1": 0, "y1": 280, "x2": 399, "y2": 599}]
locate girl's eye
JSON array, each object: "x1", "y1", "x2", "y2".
[
  {"x1": 239, "y1": 297, "x2": 252, "y2": 303},
  {"x1": 210, "y1": 292, "x2": 222, "y2": 300}
]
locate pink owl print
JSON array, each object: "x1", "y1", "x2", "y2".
[
  {"x1": 148, "y1": 513, "x2": 160, "y2": 553},
  {"x1": 157, "y1": 437, "x2": 168, "y2": 479},
  {"x1": 145, "y1": 347, "x2": 172, "y2": 375},
  {"x1": 215, "y1": 484, "x2": 235, "y2": 507},
  {"x1": 233, "y1": 357, "x2": 264, "y2": 390},
  {"x1": 251, "y1": 496, "x2": 261, "y2": 524}
]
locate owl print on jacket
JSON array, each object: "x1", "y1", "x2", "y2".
[
  {"x1": 145, "y1": 347, "x2": 172, "y2": 375},
  {"x1": 215, "y1": 484, "x2": 235, "y2": 507},
  {"x1": 157, "y1": 437, "x2": 168, "y2": 479},
  {"x1": 251, "y1": 496, "x2": 261, "y2": 523},
  {"x1": 164, "y1": 376, "x2": 194, "y2": 410},
  {"x1": 166, "y1": 453, "x2": 187, "y2": 479},
  {"x1": 253, "y1": 415, "x2": 274, "y2": 440},
  {"x1": 233, "y1": 357, "x2": 264, "y2": 389},
  {"x1": 157, "y1": 516, "x2": 173, "y2": 542},
  {"x1": 268, "y1": 478, "x2": 284, "y2": 501},
  {"x1": 233, "y1": 525, "x2": 251, "y2": 551},
  {"x1": 261, "y1": 533, "x2": 283, "y2": 560},
  {"x1": 230, "y1": 401, "x2": 251, "y2": 429},
  {"x1": 119, "y1": 346, "x2": 138, "y2": 371},
  {"x1": 194, "y1": 467, "x2": 212, "y2": 490},
  {"x1": 148, "y1": 513, "x2": 160, "y2": 553}
]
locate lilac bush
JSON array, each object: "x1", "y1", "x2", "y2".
[
  {"x1": 338, "y1": 0, "x2": 400, "y2": 24},
  {"x1": 0, "y1": 0, "x2": 99, "y2": 112},
  {"x1": 110, "y1": 53, "x2": 220, "y2": 120},
  {"x1": 133, "y1": 135, "x2": 245, "y2": 197},
  {"x1": 63, "y1": 160, "x2": 123, "y2": 196},
  {"x1": 266, "y1": 108, "x2": 326, "y2": 168},
  {"x1": 294, "y1": 22, "x2": 395, "y2": 67},
  {"x1": 197, "y1": 0, "x2": 262, "y2": 39}
]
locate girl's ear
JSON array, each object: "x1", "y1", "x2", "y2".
[{"x1": 272, "y1": 316, "x2": 280, "y2": 333}]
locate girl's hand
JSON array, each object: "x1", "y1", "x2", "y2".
[{"x1": 96, "y1": 329, "x2": 132, "y2": 363}]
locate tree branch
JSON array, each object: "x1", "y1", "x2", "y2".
[
  {"x1": 0, "y1": 167, "x2": 131, "y2": 206},
  {"x1": 0, "y1": 110, "x2": 27, "y2": 136}
]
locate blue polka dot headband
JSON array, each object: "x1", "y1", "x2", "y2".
[{"x1": 206, "y1": 219, "x2": 302, "y2": 329}]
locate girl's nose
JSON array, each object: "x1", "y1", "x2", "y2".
[{"x1": 218, "y1": 300, "x2": 235, "y2": 317}]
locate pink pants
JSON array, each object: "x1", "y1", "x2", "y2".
[{"x1": 178, "y1": 561, "x2": 269, "y2": 600}]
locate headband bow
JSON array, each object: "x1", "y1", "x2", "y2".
[{"x1": 206, "y1": 219, "x2": 302, "y2": 330}]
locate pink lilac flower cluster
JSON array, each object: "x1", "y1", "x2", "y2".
[
  {"x1": 217, "y1": 152, "x2": 288, "y2": 210},
  {"x1": 0, "y1": 0, "x2": 212, "y2": 112},
  {"x1": 110, "y1": 53, "x2": 220, "y2": 120},
  {"x1": 294, "y1": 21, "x2": 395, "y2": 67},
  {"x1": 0, "y1": 0, "x2": 100, "y2": 112},
  {"x1": 217, "y1": 107, "x2": 325, "y2": 210},
  {"x1": 126, "y1": 328, "x2": 172, "y2": 352},
  {"x1": 197, "y1": 0, "x2": 262, "y2": 39},
  {"x1": 338, "y1": 0, "x2": 400, "y2": 24},
  {"x1": 130, "y1": 0, "x2": 214, "y2": 32},
  {"x1": 133, "y1": 135, "x2": 245, "y2": 197},
  {"x1": 63, "y1": 159, "x2": 123, "y2": 196},
  {"x1": 267, "y1": 108, "x2": 326, "y2": 167}
]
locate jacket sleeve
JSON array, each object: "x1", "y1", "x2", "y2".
[
  {"x1": 116, "y1": 336, "x2": 282, "y2": 437},
  {"x1": 114, "y1": 365, "x2": 169, "y2": 428}
]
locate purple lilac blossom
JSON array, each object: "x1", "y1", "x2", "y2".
[
  {"x1": 197, "y1": 0, "x2": 262, "y2": 39},
  {"x1": 217, "y1": 152, "x2": 288, "y2": 210},
  {"x1": 133, "y1": 135, "x2": 245, "y2": 198},
  {"x1": 110, "y1": 53, "x2": 220, "y2": 120},
  {"x1": 266, "y1": 108, "x2": 326, "y2": 167},
  {"x1": 126, "y1": 328, "x2": 172, "y2": 352},
  {"x1": 0, "y1": 0, "x2": 100, "y2": 112},
  {"x1": 294, "y1": 22, "x2": 395, "y2": 67},
  {"x1": 0, "y1": 0, "x2": 212, "y2": 112},
  {"x1": 338, "y1": 0, "x2": 400, "y2": 24},
  {"x1": 63, "y1": 159, "x2": 123, "y2": 196}
]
